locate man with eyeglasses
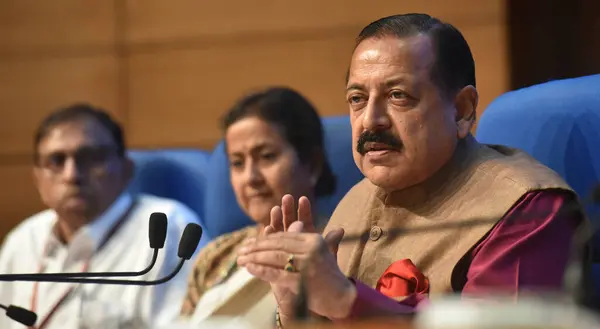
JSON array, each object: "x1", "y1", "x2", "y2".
[{"x1": 0, "y1": 103, "x2": 201, "y2": 329}]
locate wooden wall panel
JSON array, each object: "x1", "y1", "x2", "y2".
[
  {"x1": 126, "y1": 23, "x2": 507, "y2": 148},
  {"x1": 126, "y1": 35, "x2": 356, "y2": 149},
  {"x1": 466, "y1": 23, "x2": 509, "y2": 124},
  {"x1": 0, "y1": 0, "x2": 509, "y2": 238},
  {"x1": 124, "y1": 0, "x2": 502, "y2": 43},
  {"x1": 0, "y1": 55, "x2": 121, "y2": 154},
  {"x1": 508, "y1": 0, "x2": 600, "y2": 90},
  {"x1": 0, "y1": 0, "x2": 116, "y2": 54}
]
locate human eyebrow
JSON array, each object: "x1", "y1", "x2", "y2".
[{"x1": 346, "y1": 83, "x2": 366, "y2": 93}]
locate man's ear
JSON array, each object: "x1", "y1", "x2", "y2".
[{"x1": 454, "y1": 85, "x2": 478, "y2": 139}]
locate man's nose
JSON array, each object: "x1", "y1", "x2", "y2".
[
  {"x1": 62, "y1": 158, "x2": 84, "y2": 183},
  {"x1": 362, "y1": 98, "x2": 392, "y2": 131}
]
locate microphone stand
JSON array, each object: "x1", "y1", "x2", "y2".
[
  {"x1": 0, "y1": 260, "x2": 187, "y2": 285},
  {"x1": 0, "y1": 249, "x2": 159, "y2": 280},
  {"x1": 3, "y1": 212, "x2": 167, "y2": 280},
  {"x1": 0, "y1": 219, "x2": 202, "y2": 327},
  {"x1": 0, "y1": 223, "x2": 201, "y2": 284}
]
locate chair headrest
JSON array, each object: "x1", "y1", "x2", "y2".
[
  {"x1": 476, "y1": 74, "x2": 600, "y2": 198},
  {"x1": 128, "y1": 149, "x2": 210, "y2": 218}
]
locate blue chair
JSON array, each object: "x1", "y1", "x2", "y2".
[
  {"x1": 476, "y1": 74, "x2": 600, "y2": 224},
  {"x1": 201, "y1": 115, "x2": 364, "y2": 245},
  {"x1": 475, "y1": 75, "x2": 600, "y2": 293},
  {"x1": 476, "y1": 75, "x2": 600, "y2": 202},
  {"x1": 128, "y1": 149, "x2": 210, "y2": 220}
]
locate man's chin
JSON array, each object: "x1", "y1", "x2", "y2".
[
  {"x1": 361, "y1": 164, "x2": 413, "y2": 191},
  {"x1": 60, "y1": 198, "x2": 93, "y2": 214},
  {"x1": 366, "y1": 172, "x2": 397, "y2": 190}
]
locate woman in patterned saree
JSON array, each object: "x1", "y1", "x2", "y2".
[{"x1": 179, "y1": 86, "x2": 336, "y2": 327}]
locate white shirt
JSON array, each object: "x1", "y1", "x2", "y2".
[{"x1": 0, "y1": 193, "x2": 201, "y2": 329}]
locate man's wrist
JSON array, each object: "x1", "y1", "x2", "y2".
[{"x1": 328, "y1": 278, "x2": 358, "y2": 319}]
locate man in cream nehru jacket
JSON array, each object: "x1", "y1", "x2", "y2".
[{"x1": 238, "y1": 13, "x2": 585, "y2": 327}]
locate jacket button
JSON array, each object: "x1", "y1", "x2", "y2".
[{"x1": 369, "y1": 226, "x2": 383, "y2": 241}]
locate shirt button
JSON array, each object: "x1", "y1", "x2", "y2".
[{"x1": 369, "y1": 226, "x2": 383, "y2": 241}]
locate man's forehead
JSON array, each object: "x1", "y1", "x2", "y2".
[
  {"x1": 347, "y1": 35, "x2": 435, "y2": 81},
  {"x1": 37, "y1": 119, "x2": 115, "y2": 152}
]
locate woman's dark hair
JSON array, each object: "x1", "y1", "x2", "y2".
[{"x1": 221, "y1": 86, "x2": 336, "y2": 197}]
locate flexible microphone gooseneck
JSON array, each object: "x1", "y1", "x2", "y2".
[
  {"x1": 0, "y1": 216, "x2": 202, "y2": 327},
  {"x1": 0, "y1": 303, "x2": 37, "y2": 326},
  {"x1": 292, "y1": 184, "x2": 600, "y2": 322},
  {"x1": 0, "y1": 222, "x2": 202, "y2": 285},
  {"x1": 4, "y1": 212, "x2": 168, "y2": 280}
]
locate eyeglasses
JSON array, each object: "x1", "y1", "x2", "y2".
[{"x1": 36, "y1": 146, "x2": 120, "y2": 174}]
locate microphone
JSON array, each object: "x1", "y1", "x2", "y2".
[
  {"x1": 149, "y1": 212, "x2": 169, "y2": 249},
  {"x1": 0, "y1": 223, "x2": 202, "y2": 285},
  {"x1": 0, "y1": 216, "x2": 199, "y2": 328},
  {"x1": 3, "y1": 212, "x2": 168, "y2": 280},
  {"x1": 0, "y1": 304, "x2": 37, "y2": 327},
  {"x1": 292, "y1": 184, "x2": 600, "y2": 321}
]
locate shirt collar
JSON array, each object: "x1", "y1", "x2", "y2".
[
  {"x1": 82, "y1": 192, "x2": 134, "y2": 252},
  {"x1": 47, "y1": 192, "x2": 134, "y2": 258}
]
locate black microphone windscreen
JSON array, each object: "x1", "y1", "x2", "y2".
[
  {"x1": 178, "y1": 223, "x2": 202, "y2": 260},
  {"x1": 6, "y1": 305, "x2": 37, "y2": 326},
  {"x1": 149, "y1": 212, "x2": 168, "y2": 249}
]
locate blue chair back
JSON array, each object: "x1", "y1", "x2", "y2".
[
  {"x1": 128, "y1": 149, "x2": 210, "y2": 219},
  {"x1": 476, "y1": 74, "x2": 600, "y2": 252},
  {"x1": 477, "y1": 75, "x2": 600, "y2": 199}
]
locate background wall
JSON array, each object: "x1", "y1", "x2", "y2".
[
  {"x1": 507, "y1": 0, "x2": 600, "y2": 90},
  {"x1": 0, "y1": 0, "x2": 508, "y2": 236}
]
